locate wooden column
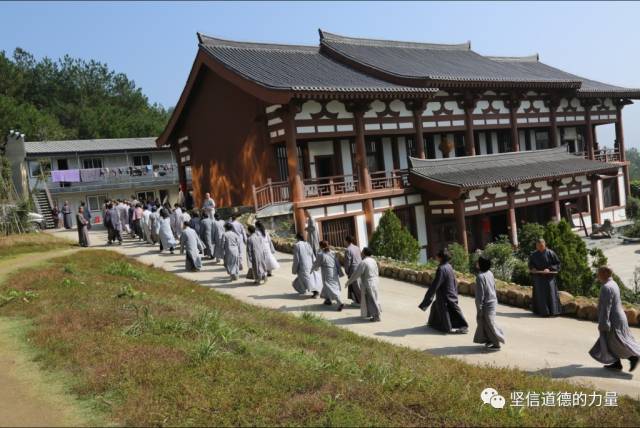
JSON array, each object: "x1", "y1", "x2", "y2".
[
  {"x1": 282, "y1": 102, "x2": 305, "y2": 234},
  {"x1": 454, "y1": 197, "x2": 468, "y2": 251},
  {"x1": 348, "y1": 101, "x2": 374, "y2": 236},
  {"x1": 409, "y1": 100, "x2": 428, "y2": 159},
  {"x1": 423, "y1": 195, "x2": 436, "y2": 258},
  {"x1": 582, "y1": 99, "x2": 596, "y2": 160},
  {"x1": 505, "y1": 186, "x2": 518, "y2": 247},
  {"x1": 461, "y1": 92, "x2": 478, "y2": 156},
  {"x1": 614, "y1": 98, "x2": 632, "y2": 197},
  {"x1": 549, "y1": 179, "x2": 562, "y2": 222},
  {"x1": 589, "y1": 174, "x2": 602, "y2": 230},
  {"x1": 505, "y1": 94, "x2": 522, "y2": 152},
  {"x1": 545, "y1": 97, "x2": 560, "y2": 147}
]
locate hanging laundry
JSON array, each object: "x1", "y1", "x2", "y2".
[
  {"x1": 80, "y1": 168, "x2": 102, "y2": 182},
  {"x1": 51, "y1": 169, "x2": 81, "y2": 183}
]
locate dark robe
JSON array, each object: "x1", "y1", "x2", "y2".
[
  {"x1": 419, "y1": 262, "x2": 468, "y2": 333},
  {"x1": 76, "y1": 213, "x2": 90, "y2": 247},
  {"x1": 528, "y1": 249, "x2": 562, "y2": 316},
  {"x1": 589, "y1": 278, "x2": 640, "y2": 364},
  {"x1": 62, "y1": 204, "x2": 72, "y2": 229}
]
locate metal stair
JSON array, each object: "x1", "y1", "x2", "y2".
[{"x1": 33, "y1": 189, "x2": 56, "y2": 229}]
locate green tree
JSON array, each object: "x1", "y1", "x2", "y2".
[
  {"x1": 543, "y1": 220, "x2": 593, "y2": 296},
  {"x1": 447, "y1": 242, "x2": 469, "y2": 273},
  {"x1": 369, "y1": 209, "x2": 420, "y2": 263},
  {"x1": 482, "y1": 238, "x2": 518, "y2": 282},
  {"x1": 516, "y1": 222, "x2": 546, "y2": 260},
  {"x1": 625, "y1": 196, "x2": 640, "y2": 220},
  {"x1": 627, "y1": 148, "x2": 640, "y2": 181}
]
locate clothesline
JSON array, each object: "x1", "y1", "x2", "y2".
[{"x1": 50, "y1": 163, "x2": 177, "y2": 183}]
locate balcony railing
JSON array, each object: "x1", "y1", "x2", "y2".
[
  {"x1": 37, "y1": 163, "x2": 180, "y2": 193},
  {"x1": 573, "y1": 148, "x2": 622, "y2": 163},
  {"x1": 370, "y1": 169, "x2": 411, "y2": 190},
  {"x1": 303, "y1": 174, "x2": 359, "y2": 198},
  {"x1": 252, "y1": 179, "x2": 291, "y2": 211}
]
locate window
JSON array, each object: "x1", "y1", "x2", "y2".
[
  {"x1": 497, "y1": 131, "x2": 511, "y2": 153},
  {"x1": 29, "y1": 159, "x2": 51, "y2": 177},
  {"x1": 394, "y1": 206, "x2": 418, "y2": 239},
  {"x1": 454, "y1": 133, "x2": 465, "y2": 157},
  {"x1": 82, "y1": 158, "x2": 103, "y2": 169},
  {"x1": 602, "y1": 178, "x2": 620, "y2": 208},
  {"x1": 425, "y1": 134, "x2": 436, "y2": 158},
  {"x1": 535, "y1": 131, "x2": 550, "y2": 150},
  {"x1": 86, "y1": 195, "x2": 107, "y2": 212},
  {"x1": 321, "y1": 217, "x2": 356, "y2": 248},
  {"x1": 274, "y1": 145, "x2": 288, "y2": 180},
  {"x1": 132, "y1": 155, "x2": 151, "y2": 166},
  {"x1": 365, "y1": 139, "x2": 383, "y2": 172}
]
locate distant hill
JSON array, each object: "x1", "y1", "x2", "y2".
[{"x1": 0, "y1": 48, "x2": 171, "y2": 145}]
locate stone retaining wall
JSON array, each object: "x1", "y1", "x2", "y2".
[{"x1": 272, "y1": 237, "x2": 640, "y2": 327}]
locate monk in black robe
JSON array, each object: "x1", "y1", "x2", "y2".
[
  {"x1": 528, "y1": 238, "x2": 562, "y2": 317},
  {"x1": 419, "y1": 249, "x2": 468, "y2": 334}
]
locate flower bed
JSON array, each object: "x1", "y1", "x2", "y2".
[{"x1": 271, "y1": 236, "x2": 640, "y2": 327}]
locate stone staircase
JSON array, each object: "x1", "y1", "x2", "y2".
[{"x1": 33, "y1": 190, "x2": 56, "y2": 229}]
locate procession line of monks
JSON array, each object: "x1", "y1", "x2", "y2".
[{"x1": 84, "y1": 201, "x2": 640, "y2": 372}]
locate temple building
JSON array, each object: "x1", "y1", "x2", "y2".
[{"x1": 157, "y1": 30, "x2": 639, "y2": 261}]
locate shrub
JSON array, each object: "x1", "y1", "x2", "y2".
[
  {"x1": 447, "y1": 242, "x2": 469, "y2": 273},
  {"x1": 630, "y1": 179, "x2": 640, "y2": 198},
  {"x1": 482, "y1": 239, "x2": 518, "y2": 282},
  {"x1": 620, "y1": 220, "x2": 640, "y2": 238},
  {"x1": 369, "y1": 209, "x2": 420, "y2": 263},
  {"x1": 516, "y1": 222, "x2": 546, "y2": 260},
  {"x1": 625, "y1": 196, "x2": 640, "y2": 220},
  {"x1": 511, "y1": 259, "x2": 531, "y2": 286}
]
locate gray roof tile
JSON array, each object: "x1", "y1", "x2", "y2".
[{"x1": 25, "y1": 137, "x2": 160, "y2": 155}]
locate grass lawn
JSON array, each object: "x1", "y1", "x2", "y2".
[
  {"x1": 0, "y1": 233, "x2": 73, "y2": 260},
  {"x1": 0, "y1": 249, "x2": 639, "y2": 426}
]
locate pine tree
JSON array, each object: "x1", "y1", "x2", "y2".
[
  {"x1": 543, "y1": 220, "x2": 592, "y2": 295},
  {"x1": 369, "y1": 209, "x2": 420, "y2": 263}
]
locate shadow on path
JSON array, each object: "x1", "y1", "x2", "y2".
[
  {"x1": 427, "y1": 345, "x2": 492, "y2": 356},
  {"x1": 529, "y1": 364, "x2": 634, "y2": 380}
]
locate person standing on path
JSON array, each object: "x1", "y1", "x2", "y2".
[
  {"x1": 62, "y1": 201, "x2": 72, "y2": 229},
  {"x1": 180, "y1": 221, "x2": 205, "y2": 272},
  {"x1": 313, "y1": 240, "x2": 345, "y2": 311},
  {"x1": 304, "y1": 210, "x2": 320, "y2": 253},
  {"x1": 344, "y1": 236, "x2": 362, "y2": 306},
  {"x1": 528, "y1": 238, "x2": 562, "y2": 317},
  {"x1": 200, "y1": 212, "x2": 214, "y2": 259},
  {"x1": 344, "y1": 247, "x2": 381, "y2": 322},
  {"x1": 246, "y1": 225, "x2": 268, "y2": 285},
  {"x1": 80, "y1": 201, "x2": 91, "y2": 230},
  {"x1": 255, "y1": 220, "x2": 279, "y2": 276},
  {"x1": 418, "y1": 248, "x2": 469, "y2": 334},
  {"x1": 211, "y1": 213, "x2": 225, "y2": 264},
  {"x1": 202, "y1": 192, "x2": 216, "y2": 219},
  {"x1": 230, "y1": 214, "x2": 247, "y2": 271},
  {"x1": 589, "y1": 266, "x2": 640, "y2": 372},
  {"x1": 157, "y1": 209, "x2": 176, "y2": 254},
  {"x1": 222, "y1": 222, "x2": 242, "y2": 281},
  {"x1": 292, "y1": 233, "x2": 322, "y2": 298},
  {"x1": 75, "y1": 206, "x2": 90, "y2": 247},
  {"x1": 473, "y1": 256, "x2": 505, "y2": 350}
]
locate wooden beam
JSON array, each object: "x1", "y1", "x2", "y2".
[{"x1": 454, "y1": 197, "x2": 468, "y2": 251}]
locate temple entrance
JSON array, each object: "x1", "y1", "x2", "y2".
[
  {"x1": 468, "y1": 212, "x2": 508, "y2": 250},
  {"x1": 516, "y1": 202, "x2": 554, "y2": 227}
]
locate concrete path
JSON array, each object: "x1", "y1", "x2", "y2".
[
  {"x1": 50, "y1": 229, "x2": 640, "y2": 398},
  {"x1": 0, "y1": 249, "x2": 93, "y2": 427}
]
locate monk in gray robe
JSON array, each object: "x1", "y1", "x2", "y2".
[
  {"x1": 62, "y1": 201, "x2": 72, "y2": 229},
  {"x1": 343, "y1": 236, "x2": 362, "y2": 305},
  {"x1": 104, "y1": 203, "x2": 122, "y2": 245},
  {"x1": 292, "y1": 233, "x2": 322, "y2": 298},
  {"x1": 180, "y1": 222, "x2": 205, "y2": 272},
  {"x1": 313, "y1": 240, "x2": 345, "y2": 311},
  {"x1": 419, "y1": 248, "x2": 469, "y2": 334},
  {"x1": 528, "y1": 238, "x2": 562, "y2": 317},
  {"x1": 148, "y1": 207, "x2": 159, "y2": 244},
  {"x1": 171, "y1": 204, "x2": 183, "y2": 239},
  {"x1": 304, "y1": 210, "x2": 320, "y2": 253},
  {"x1": 589, "y1": 266, "x2": 640, "y2": 372},
  {"x1": 231, "y1": 214, "x2": 247, "y2": 270},
  {"x1": 211, "y1": 213, "x2": 225, "y2": 263},
  {"x1": 222, "y1": 222, "x2": 242, "y2": 280},
  {"x1": 76, "y1": 206, "x2": 90, "y2": 247},
  {"x1": 246, "y1": 225, "x2": 268, "y2": 284},
  {"x1": 345, "y1": 247, "x2": 381, "y2": 321},
  {"x1": 200, "y1": 213, "x2": 214, "y2": 259},
  {"x1": 157, "y1": 210, "x2": 176, "y2": 254},
  {"x1": 473, "y1": 256, "x2": 505, "y2": 350}
]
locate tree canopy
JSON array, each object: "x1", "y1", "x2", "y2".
[{"x1": 0, "y1": 48, "x2": 171, "y2": 144}]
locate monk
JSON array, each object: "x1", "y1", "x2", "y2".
[
  {"x1": 343, "y1": 236, "x2": 362, "y2": 305},
  {"x1": 528, "y1": 238, "x2": 562, "y2": 316}
]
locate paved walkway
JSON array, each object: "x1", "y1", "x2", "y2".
[{"x1": 50, "y1": 228, "x2": 640, "y2": 398}]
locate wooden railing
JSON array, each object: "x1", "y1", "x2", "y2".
[
  {"x1": 252, "y1": 178, "x2": 291, "y2": 211},
  {"x1": 370, "y1": 169, "x2": 410, "y2": 190},
  {"x1": 303, "y1": 174, "x2": 359, "y2": 198},
  {"x1": 573, "y1": 148, "x2": 622, "y2": 162}
]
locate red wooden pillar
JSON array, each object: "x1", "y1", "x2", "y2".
[
  {"x1": 423, "y1": 196, "x2": 436, "y2": 258},
  {"x1": 461, "y1": 92, "x2": 478, "y2": 156},
  {"x1": 549, "y1": 179, "x2": 562, "y2": 222},
  {"x1": 282, "y1": 102, "x2": 305, "y2": 234},
  {"x1": 409, "y1": 100, "x2": 428, "y2": 159},
  {"x1": 546, "y1": 97, "x2": 560, "y2": 148},
  {"x1": 454, "y1": 197, "x2": 468, "y2": 251},
  {"x1": 506, "y1": 94, "x2": 522, "y2": 152},
  {"x1": 582, "y1": 99, "x2": 596, "y2": 160},
  {"x1": 349, "y1": 101, "x2": 374, "y2": 236},
  {"x1": 505, "y1": 186, "x2": 518, "y2": 246},
  {"x1": 589, "y1": 174, "x2": 602, "y2": 230},
  {"x1": 615, "y1": 98, "x2": 632, "y2": 197}
]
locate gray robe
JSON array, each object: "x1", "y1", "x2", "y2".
[
  {"x1": 305, "y1": 217, "x2": 320, "y2": 252},
  {"x1": 148, "y1": 211, "x2": 159, "y2": 243},
  {"x1": 231, "y1": 220, "x2": 247, "y2": 270},
  {"x1": 212, "y1": 220, "x2": 226, "y2": 260},
  {"x1": 76, "y1": 213, "x2": 90, "y2": 247},
  {"x1": 346, "y1": 258, "x2": 381, "y2": 319},
  {"x1": 171, "y1": 208, "x2": 183, "y2": 239},
  {"x1": 247, "y1": 233, "x2": 268, "y2": 282},
  {"x1": 222, "y1": 230, "x2": 241, "y2": 276},
  {"x1": 157, "y1": 217, "x2": 176, "y2": 252},
  {"x1": 473, "y1": 271, "x2": 505, "y2": 346},
  {"x1": 200, "y1": 217, "x2": 214, "y2": 258},
  {"x1": 344, "y1": 244, "x2": 362, "y2": 304},
  {"x1": 180, "y1": 227, "x2": 205, "y2": 271},
  {"x1": 589, "y1": 279, "x2": 640, "y2": 364},
  {"x1": 261, "y1": 231, "x2": 279, "y2": 272},
  {"x1": 313, "y1": 250, "x2": 343, "y2": 302},
  {"x1": 528, "y1": 249, "x2": 562, "y2": 316},
  {"x1": 62, "y1": 204, "x2": 72, "y2": 229},
  {"x1": 292, "y1": 241, "x2": 322, "y2": 294}
]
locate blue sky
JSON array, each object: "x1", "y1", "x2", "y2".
[{"x1": 1, "y1": 1, "x2": 639, "y2": 148}]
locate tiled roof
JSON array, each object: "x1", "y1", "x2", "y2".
[
  {"x1": 409, "y1": 147, "x2": 620, "y2": 190},
  {"x1": 198, "y1": 34, "x2": 436, "y2": 94},
  {"x1": 24, "y1": 137, "x2": 160, "y2": 154}
]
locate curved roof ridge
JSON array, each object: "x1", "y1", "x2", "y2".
[
  {"x1": 198, "y1": 33, "x2": 317, "y2": 53},
  {"x1": 487, "y1": 54, "x2": 540, "y2": 63},
  {"x1": 409, "y1": 146, "x2": 570, "y2": 168},
  {"x1": 319, "y1": 29, "x2": 471, "y2": 51}
]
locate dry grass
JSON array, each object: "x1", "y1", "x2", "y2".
[
  {"x1": 0, "y1": 233, "x2": 72, "y2": 260},
  {"x1": 1, "y1": 250, "x2": 639, "y2": 426}
]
